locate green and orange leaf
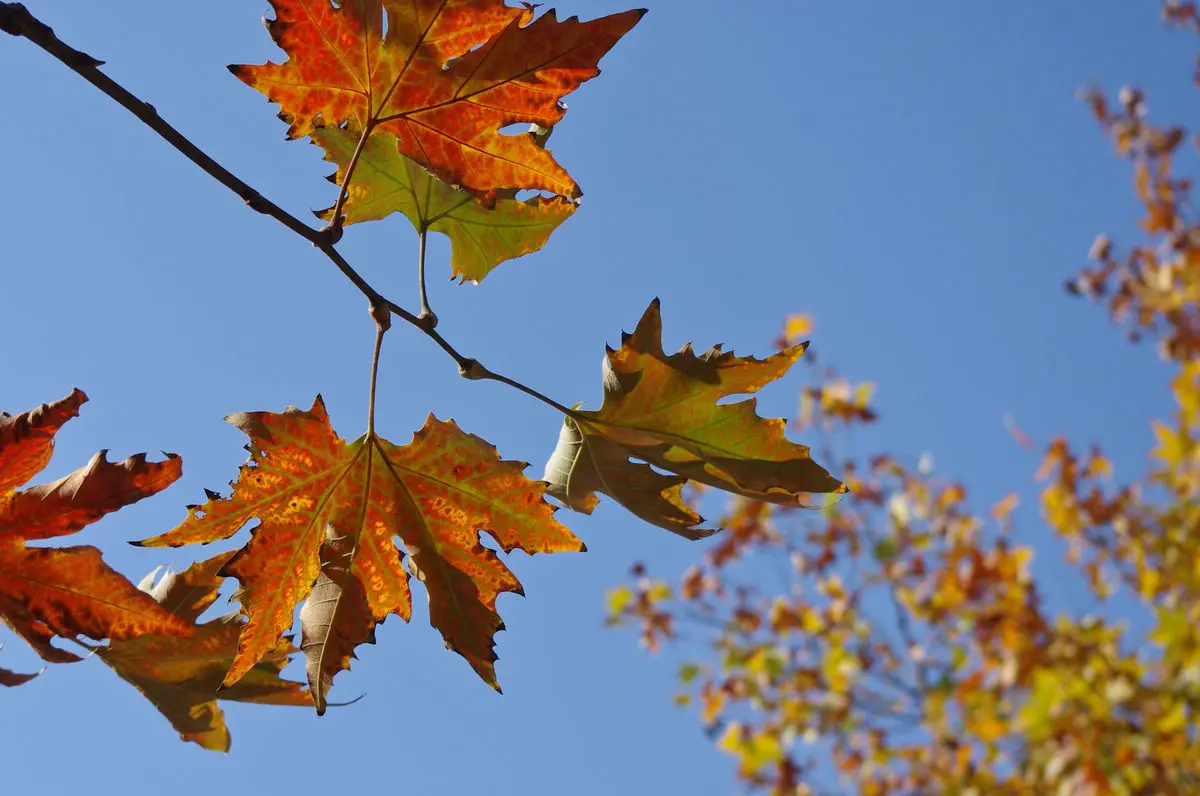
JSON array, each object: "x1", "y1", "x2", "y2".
[
  {"x1": 544, "y1": 300, "x2": 845, "y2": 538},
  {"x1": 235, "y1": 0, "x2": 644, "y2": 198},
  {"x1": 0, "y1": 391, "x2": 192, "y2": 662},
  {"x1": 98, "y1": 553, "x2": 312, "y2": 751},
  {"x1": 313, "y1": 127, "x2": 575, "y2": 282},
  {"x1": 136, "y1": 397, "x2": 582, "y2": 711}
]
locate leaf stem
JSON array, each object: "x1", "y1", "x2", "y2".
[
  {"x1": 367, "y1": 303, "x2": 389, "y2": 437},
  {"x1": 416, "y1": 226, "x2": 437, "y2": 329},
  {"x1": 323, "y1": 122, "x2": 374, "y2": 242},
  {"x1": 478, "y1": 368, "x2": 581, "y2": 418},
  {"x1": 1, "y1": 4, "x2": 577, "y2": 424}
]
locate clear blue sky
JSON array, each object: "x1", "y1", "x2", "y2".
[{"x1": 0, "y1": 2, "x2": 1192, "y2": 793}]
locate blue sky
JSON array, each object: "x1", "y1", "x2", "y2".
[{"x1": 0, "y1": 2, "x2": 1193, "y2": 794}]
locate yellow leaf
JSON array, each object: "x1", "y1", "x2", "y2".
[
  {"x1": 1157, "y1": 702, "x2": 1187, "y2": 734},
  {"x1": 606, "y1": 585, "x2": 634, "y2": 617},
  {"x1": 1152, "y1": 421, "x2": 1186, "y2": 468},
  {"x1": 647, "y1": 581, "x2": 673, "y2": 603},
  {"x1": 784, "y1": 314, "x2": 814, "y2": 343},
  {"x1": 935, "y1": 484, "x2": 966, "y2": 512},
  {"x1": 717, "y1": 723, "x2": 783, "y2": 775},
  {"x1": 853, "y1": 382, "x2": 875, "y2": 408}
]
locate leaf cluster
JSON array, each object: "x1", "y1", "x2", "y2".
[{"x1": 0, "y1": 0, "x2": 843, "y2": 750}]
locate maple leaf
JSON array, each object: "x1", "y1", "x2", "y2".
[
  {"x1": 96, "y1": 552, "x2": 313, "y2": 751},
  {"x1": 313, "y1": 126, "x2": 576, "y2": 283},
  {"x1": 136, "y1": 397, "x2": 582, "y2": 712},
  {"x1": 544, "y1": 300, "x2": 845, "y2": 539},
  {"x1": 233, "y1": 0, "x2": 644, "y2": 199},
  {"x1": 0, "y1": 390, "x2": 192, "y2": 662}
]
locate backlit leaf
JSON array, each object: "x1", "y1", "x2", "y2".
[
  {"x1": 234, "y1": 0, "x2": 644, "y2": 198},
  {"x1": 136, "y1": 396, "x2": 582, "y2": 711},
  {"x1": 0, "y1": 391, "x2": 191, "y2": 661},
  {"x1": 0, "y1": 388, "x2": 85, "y2": 492},
  {"x1": 98, "y1": 553, "x2": 312, "y2": 751},
  {"x1": 544, "y1": 300, "x2": 844, "y2": 538},
  {"x1": 312, "y1": 126, "x2": 575, "y2": 282}
]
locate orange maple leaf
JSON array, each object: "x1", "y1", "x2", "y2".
[
  {"x1": 136, "y1": 396, "x2": 582, "y2": 712},
  {"x1": 233, "y1": 0, "x2": 644, "y2": 198},
  {"x1": 0, "y1": 390, "x2": 192, "y2": 662}
]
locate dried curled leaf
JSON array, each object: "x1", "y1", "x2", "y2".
[
  {"x1": 544, "y1": 300, "x2": 845, "y2": 538},
  {"x1": 313, "y1": 127, "x2": 576, "y2": 283},
  {"x1": 235, "y1": 0, "x2": 644, "y2": 198},
  {"x1": 0, "y1": 390, "x2": 192, "y2": 661},
  {"x1": 136, "y1": 397, "x2": 582, "y2": 712},
  {"x1": 98, "y1": 553, "x2": 312, "y2": 751},
  {"x1": 298, "y1": 524, "x2": 376, "y2": 713},
  {"x1": 0, "y1": 666, "x2": 38, "y2": 687}
]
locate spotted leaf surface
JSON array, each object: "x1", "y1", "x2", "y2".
[{"x1": 137, "y1": 396, "x2": 581, "y2": 707}]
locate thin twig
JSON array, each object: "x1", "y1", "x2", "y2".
[
  {"x1": 1, "y1": 3, "x2": 576, "y2": 422},
  {"x1": 416, "y1": 226, "x2": 437, "y2": 328},
  {"x1": 0, "y1": 4, "x2": 376, "y2": 295},
  {"x1": 476, "y1": 367, "x2": 581, "y2": 417}
]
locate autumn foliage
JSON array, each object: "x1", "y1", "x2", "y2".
[
  {"x1": 606, "y1": 4, "x2": 1200, "y2": 793},
  {"x1": 0, "y1": 0, "x2": 844, "y2": 750},
  {"x1": 8, "y1": 0, "x2": 1195, "y2": 782}
]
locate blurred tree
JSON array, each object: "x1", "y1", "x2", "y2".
[{"x1": 608, "y1": 3, "x2": 1200, "y2": 793}]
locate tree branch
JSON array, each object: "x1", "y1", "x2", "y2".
[{"x1": 1, "y1": 2, "x2": 576, "y2": 421}]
